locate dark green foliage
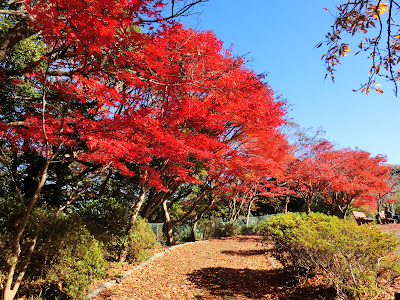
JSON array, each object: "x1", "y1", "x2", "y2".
[
  {"x1": 73, "y1": 197, "x2": 157, "y2": 263},
  {"x1": 76, "y1": 197, "x2": 132, "y2": 260},
  {"x1": 31, "y1": 217, "x2": 106, "y2": 300},
  {"x1": 196, "y1": 217, "x2": 242, "y2": 238},
  {"x1": 259, "y1": 213, "x2": 400, "y2": 299},
  {"x1": 0, "y1": 232, "x2": 10, "y2": 293},
  {"x1": 196, "y1": 217, "x2": 226, "y2": 239}
]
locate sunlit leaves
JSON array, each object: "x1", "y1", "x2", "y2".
[
  {"x1": 370, "y1": 1, "x2": 388, "y2": 17},
  {"x1": 1, "y1": 8, "x2": 289, "y2": 192}
]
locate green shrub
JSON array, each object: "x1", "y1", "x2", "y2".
[
  {"x1": 197, "y1": 217, "x2": 224, "y2": 239},
  {"x1": 35, "y1": 217, "x2": 106, "y2": 299},
  {"x1": 259, "y1": 212, "x2": 400, "y2": 299},
  {"x1": 197, "y1": 217, "x2": 240, "y2": 238},
  {"x1": 126, "y1": 216, "x2": 157, "y2": 263},
  {"x1": 223, "y1": 222, "x2": 241, "y2": 236},
  {"x1": 75, "y1": 197, "x2": 131, "y2": 261},
  {"x1": 240, "y1": 224, "x2": 258, "y2": 235}
]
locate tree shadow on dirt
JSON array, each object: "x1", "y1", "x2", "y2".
[
  {"x1": 231, "y1": 235, "x2": 262, "y2": 243},
  {"x1": 188, "y1": 267, "x2": 336, "y2": 299},
  {"x1": 220, "y1": 249, "x2": 266, "y2": 256}
]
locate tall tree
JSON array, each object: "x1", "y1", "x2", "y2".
[
  {"x1": 0, "y1": 2, "x2": 291, "y2": 297},
  {"x1": 0, "y1": 1, "x2": 212, "y2": 299}
]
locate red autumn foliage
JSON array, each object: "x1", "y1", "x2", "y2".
[
  {"x1": 281, "y1": 141, "x2": 391, "y2": 217},
  {"x1": 1, "y1": 1, "x2": 291, "y2": 297},
  {"x1": 284, "y1": 141, "x2": 336, "y2": 214},
  {"x1": 325, "y1": 149, "x2": 391, "y2": 216}
]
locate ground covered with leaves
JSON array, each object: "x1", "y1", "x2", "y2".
[{"x1": 93, "y1": 235, "x2": 337, "y2": 300}]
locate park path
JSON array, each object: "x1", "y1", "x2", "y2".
[{"x1": 92, "y1": 235, "x2": 334, "y2": 300}]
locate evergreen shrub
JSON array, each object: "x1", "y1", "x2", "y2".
[
  {"x1": 197, "y1": 217, "x2": 243, "y2": 238},
  {"x1": 259, "y1": 212, "x2": 400, "y2": 299},
  {"x1": 197, "y1": 217, "x2": 225, "y2": 238},
  {"x1": 126, "y1": 216, "x2": 157, "y2": 263},
  {"x1": 75, "y1": 197, "x2": 131, "y2": 261},
  {"x1": 34, "y1": 217, "x2": 106, "y2": 299}
]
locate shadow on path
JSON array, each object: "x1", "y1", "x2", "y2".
[
  {"x1": 220, "y1": 249, "x2": 266, "y2": 256},
  {"x1": 188, "y1": 267, "x2": 336, "y2": 299},
  {"x1": 232, "y1": 235, "x2": 261, "y2": 243}
]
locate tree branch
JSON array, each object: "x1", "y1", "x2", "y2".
[{"x1": 0, "y1": 16, "x2": 37, "y2": 63}]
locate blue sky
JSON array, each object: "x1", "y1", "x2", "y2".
[{"x1": 180, "y1": 0, "x2": 400, "y2": 165}]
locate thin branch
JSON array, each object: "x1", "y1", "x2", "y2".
[
  {"x1": 0, "y1": 9, "x2": 29, "y2": 16},
  {"x1": 387, "y1": 0, "x2": 398, "y2": 95}
]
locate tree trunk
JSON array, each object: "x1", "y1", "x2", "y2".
[
  {"x1": 162, "y1": 200, "x2": 175, "y2": 246},
  {"x1": 229, "y1": 198, "x2": 245, "y2": 225},
  {"x1": 119, "y1": 184, "x2": 149, "y2": 263},
  {"x1": 190, "y1": 219, "x2": 199, "y2": 242},
  {"x1": 336, "y1": 207, "x2": 346, "y2": 219},
  {"x1": 141, "y1": 182, "x2": 181, "y2": 219},
  {"x1": 283, "y1": 196, "x2": 290, "y2": 214},
  {"x1": 3, "y1": 160, "x2": 50, "y2": 300},
  {"x1": 0, "y1": 17, "x2": 36, "y2": 64},
  {"x1": 305, "y1": 198, "x2": 312, "y2": 215},
  {"x1": 341, "y1": 202, "x2": 351, "y2": 220},
  {"x1": 141, "y1": 189, "x2": 165, "y2": 219},
  {"x1": 246, "y1": 199, "x2": 253, "y2": 227},
  {"x1": 189, "y1": 196, "x2": 214, "y2": 242}
]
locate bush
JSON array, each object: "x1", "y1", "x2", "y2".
[
  {"x1": 33, "y1": 217, "x2": 106, "y2": 300},
  {"x1": 259, "y1": 212, "x2": 400, "y2": 299},
  {"x1": 240, "y1": 224, "x2": 258, "y2": 235},
  {"x1": 197, "y1": 217, "x2": 242, "y2": 238},
  {"x1": 196, "y1": 217, "x2": 225, "y2": 239},
  {"x1": 75, "y1": 197, "x2": 131, "y2": 261},
  {"x1": 126, "y1": 216, "x2": 157, "y2": 263}
]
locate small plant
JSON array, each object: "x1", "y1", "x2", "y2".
[
  {"x1": 259, "y1": 212, "x2": 400, "y2": 299},
  {"x1": 223, "y1": 222, "x2": 241, "y2": 237},
  {"x1": 197, "y1": 217, "x2": 229, "y2": 238}
]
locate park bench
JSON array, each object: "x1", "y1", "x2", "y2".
[
  {"x1": 378, "y1": 211, "x2": 396, "y2": 224},
  {"x1": 352, "y1": 211, "x2": 374, "y2": 225}
]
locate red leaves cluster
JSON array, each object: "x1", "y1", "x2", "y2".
[
  {"x1": 26, "y1": 0, "x2": 164, "y2": 53},
  {"x1": 284, "y1": 140, "x2": 391, "y2": 214},
  {"x1": 1, "y1": 2, "x2": 289, "y2": 192}
]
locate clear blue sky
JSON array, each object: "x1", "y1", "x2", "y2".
[{"x1": 180, "y1": 0, "x2": 400, "y2": 165}]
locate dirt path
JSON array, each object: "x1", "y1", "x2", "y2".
[{"x1": 93, "y1": 235, "x2": 334, "y2": 300}]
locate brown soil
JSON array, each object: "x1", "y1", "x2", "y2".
[{"x1": 92, "y1": 235, "x2": 336, "y2": 300}]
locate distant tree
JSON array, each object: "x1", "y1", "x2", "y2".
[
  {"x1": 324, "y1": 149, "x2": 391, "y2": 218},
  {"x1": 374, "y1": 166, "x2": 400, "y2": 212},
  {"x1": 284, "y1": 141, "x2": 335, "y2": 214}
]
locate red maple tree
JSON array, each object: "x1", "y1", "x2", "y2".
[
  {"x1": 325, "y1": 149, "x2": 391, "y2": 218},
  {"x1": 284, "y1": 141, "x2": 335, "y2": 214},
  {"x1": 1, "y1": 2, "x2": 289, "y2": 297}
]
